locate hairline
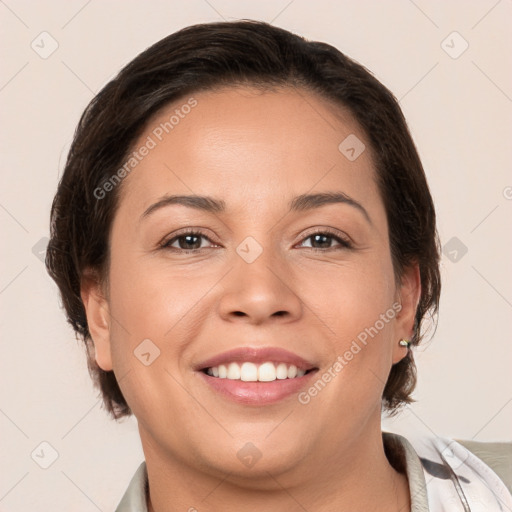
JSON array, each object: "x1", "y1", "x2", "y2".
[{"x1": 96, "y1": 82, "x2": 403, "y2": 299}]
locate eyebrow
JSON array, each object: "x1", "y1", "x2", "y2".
[{"x1": 140, "y1": 191, "x2": 372, "y2": 224}]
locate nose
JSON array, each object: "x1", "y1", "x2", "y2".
[{"x1": 217, "y1": 246, "x2": 303, "y2": 325}]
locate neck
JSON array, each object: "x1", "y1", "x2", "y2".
[{"x1": 143, "y1": 419, "x2": 410, "y2": 512}]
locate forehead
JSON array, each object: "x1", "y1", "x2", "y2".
[{"x1": 115, "y1": 86, "x2": 381, "y2": 220}]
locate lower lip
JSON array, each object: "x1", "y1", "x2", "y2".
[{"x1": 197, "y1": 370, "x2": 318, "y2": 405}]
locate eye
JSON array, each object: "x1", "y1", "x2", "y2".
[
  {"x1": 297, "y1": 229, "x2": 353, "y2": 251},
  {"x1": 160, "y1": 228, "x2": 353, "y2": 254},
  {"x1": 160, "y1": 230, "x2": 217, "y2": 253}
]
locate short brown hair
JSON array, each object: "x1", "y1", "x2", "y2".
[{"x1": 46, "y1": 19, "x2": 441, "y2": 420}]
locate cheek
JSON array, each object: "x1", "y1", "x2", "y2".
[
  {"x1": 306, "y1": 282, "x2": 397, "y2": 427},
  {"x1": 335, "y1": 273, "x2": 396, "y2": 347},
  {"x1": 304, "y1": 252, "x2": 397, "y2": 395},
  {"x1": 108, "y1": 250, "x2": 204, "y2": 338},
  {"x1": 105, "y1": 246, "x2": 226, "y2": 397},
  {"x1": 107, "y1": 233, "x2": 397, "y2": 353},
  {"x1": 104, "y1": 253, "x2": 204, "y2": 428},
  {"x1": 299, "y1": 250, "x2": 396, "y2": 339}
]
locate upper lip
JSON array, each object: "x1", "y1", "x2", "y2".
[{"x1": 195, "y1": 346, "x2": 318, "y2": 372}]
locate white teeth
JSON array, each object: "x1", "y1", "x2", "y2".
[
  {"x1": 240, "y1": 362, "x2": 258, "y2": 382},
  {"x1": 227, "y1": 362, "x2": 240, "y2": 379},
  {"x1": 276, "y1": 363, "x2": 288, "y2": 380},
  {"x1": 205, "y1": 361, "x2": 310, "y2": 381},
  {"x1": 258, "y1": 362, "x2": 276, "y2": 381}
]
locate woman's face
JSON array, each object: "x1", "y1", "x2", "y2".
[{"x1": 83, "y1": 86, "x2": 419, "y2": 479}]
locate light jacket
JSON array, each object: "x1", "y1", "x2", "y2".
[{"x1": 115, "y1": 432, "x2": 512, "y2": 511}]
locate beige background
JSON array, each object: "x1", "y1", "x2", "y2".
[{"x1": 1, "y1": 0, "x2": 511, "y2": 510}]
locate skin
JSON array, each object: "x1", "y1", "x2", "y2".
[{"x1": 81, "y1": 86, "x2": 420, "y2": 512}]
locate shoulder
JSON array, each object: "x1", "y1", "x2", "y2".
[
  {"x1": 115, "y1": 461, "x2": 148, "y2": 512},
  {"x1": 384, "y1": 431, "x2": 512, "y2": 511},
  {"x1": 455, "y1": 438, "x2": 512, "y2": 494}
]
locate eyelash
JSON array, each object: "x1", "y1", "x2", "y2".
[{"x1": 160, "y1": 228, "x2": 353, "y2": 254}]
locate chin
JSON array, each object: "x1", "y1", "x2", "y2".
[{"x1": 198, "y1": 435, "x2": 307, "y2": 482}]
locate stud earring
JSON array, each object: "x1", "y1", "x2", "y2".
[{"x1": 399, "y1": 339, "x2": 410, "y2": 348}]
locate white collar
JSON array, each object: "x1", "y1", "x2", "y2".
[
  {"x1": 399, "y1": 432, "x2": 512, "y2": 511},
  {"x1": 115, "y1": 432, "x2": 511, "y2": 511}
]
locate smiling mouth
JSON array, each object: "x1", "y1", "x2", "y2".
[{"x1": 200, "y1": 361, "x2": 318, "y2": 382}]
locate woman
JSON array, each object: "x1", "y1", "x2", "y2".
[{"x1": 46, "y1": 20, "x2": 511, "y2": 512}]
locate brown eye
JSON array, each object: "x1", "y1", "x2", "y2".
[
  {"x1": 298, "y1": 230, "x2": 352, "y2": 250},
  {"x1": 161, "y1": 230, "x2": 215, "y2": 252}
]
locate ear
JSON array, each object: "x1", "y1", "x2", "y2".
[
  {"x1": 392, "y1": 262, "x2": 421, "y2": 364},
  {"x1": 80, "y1": 270, "x2": 113, "y2": 371}
]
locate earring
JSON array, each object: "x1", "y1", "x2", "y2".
[{"x1": 399, "y1": 338, "x2": 410, "y2": 348}]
